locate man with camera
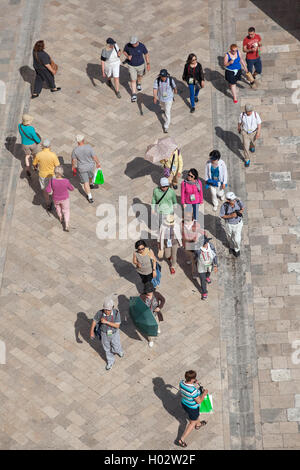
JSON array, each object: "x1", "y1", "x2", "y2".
[{"x1": 220, "y1": 192, "x2": 245, "y2": 258}]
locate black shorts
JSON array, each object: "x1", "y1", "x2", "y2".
[
  {"x1": 139, "y1": 272, "x2": 153, "y2": 284},
  {"x1": 225, "y1": 68, "x2": 242, "y2": 84},
  {"x1": 182, "y1": 403, "x2": 200, "y2": 421}
]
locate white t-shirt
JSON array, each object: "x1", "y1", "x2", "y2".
[
  {"x1": 107, "y1": 44, "x2": 120, "y2": 64},
  {"x1": 239, "y1": 111, "x2": 261, "y2": 133}
]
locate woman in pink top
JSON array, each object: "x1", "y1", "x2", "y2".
[
  {"x1": 181, "y1": 168, "x2": 203, "y2": 222},
  {"x1": 46, "y1": 166, "x2": 74, "y2": 232}
]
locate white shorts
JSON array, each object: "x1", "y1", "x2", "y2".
[{"x1": 105, "y1": 61, "x2": 120, "y2": 78}]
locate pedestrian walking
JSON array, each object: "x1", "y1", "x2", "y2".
[
  {"x1": 18, "y1": 114, "x2": 41, "y2": 178},
  {"x1": 220, "y1": 192, "x2": 245, "y2": 257},
  {"x1": 205, "y1": 150, "x2": 227, "y2": 211},
  {"x1": 160, "y1": 149, "x2": 183, "y2": 190},
  {"x1": 71, "y1": 135, "x2": 102, "y2": 203},
  {"x1": 224, "y1": 44, "x2": 248, "y2": 103},
  {"x1": 158, "y1": 214, "x2": 182, "y2": 275},
  {"x1": 45, "y1": 166, "x2": 74, "y2": 232},
  {"x1": 181, "y1": 168, "x2": 203, "y2": 221},
  {"x1": 178, "y1": 370, "x2": 209, "y2": 448},
  {"x1": 101, "y1": 37, "x2": 122, "y2": 98},
  {"x1": 133, "y1": 240, "x2": 157, "y2": 289},
  {"x1": 32, "y1": 40, "x2": 61, "y2": 99},
  {"x1": 182, "y1": 53, "x2": 205, "y2": 113},
  {"x1": 238, "y1": 104, "x2": 262, "y2": 167},
  {"x1": 33, "y1": 139, "x2": 60, "y2": 210},
  {"x1": 140, "y1": 282, "x2": 165, "y2": 348},
  {"x1": 243, "y1": 27, "x2": 262, "y2": 78},
  {"x1": 182, "y1": 211, "x2": 204, "y2": 278},
  {"x1": 151, "y1": 177, "x2": 177, "y2": 229},
  {"x1": 123, "y1": 36, "x2": 150, "y2": 102},
  {"x1": 153, "y1": 69, "x2": 177, "y2": 133},
  {"x1": 196, "y1": 236, "x2": 218, "y2": 300},
  {"x1": 90, "y1": 298, "x2": 124, "y2": 371}
]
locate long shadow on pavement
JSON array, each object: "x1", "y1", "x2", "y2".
[
  {"x1": 152, "y1": 377, "x2": 187, "y2": 444},
  {"x1": 125, "y1": 157, "x2": 162, "y2": 185},
  {"x1": 215, "y1": 126, "x2": 244, "y2": 162},
  {"x1": 74, "y1": 312, "x2": 107, "y2": 363}
]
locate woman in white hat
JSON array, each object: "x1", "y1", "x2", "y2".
[{"x1": 18, "y1": 114, "x2": 41, "y2": 177}]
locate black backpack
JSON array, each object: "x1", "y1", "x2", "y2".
[{"x1": 157, "y1": 75, "x2": 176, "y2": 91}]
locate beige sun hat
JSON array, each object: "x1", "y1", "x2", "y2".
[{"x1": 22, "y1": 114, "x2": 33, "y2": 125}]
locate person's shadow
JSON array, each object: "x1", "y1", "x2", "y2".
[
  {"x1": 152, "y1": 377, "x2": 187, "y2": 444},
  {"x1": 74, "y1": 312, "x2": 107, "y2": 362},
  {"x1": 215, "y1": 126, "x2": 244, "y2": 162},
  {"x1": 137, "y1": 93, "x2": 165, "y2": 129},
  {"x1": 204, "y1": 68, "x2": 231, "y2": 98},
  {"x1": 86, "y1": 63, "x2": 132, "y2": 97},
  {"x1": 117, "y1": 294, "x2": 142, "y2": 341},
  {"x1": 175, "y1": 79, "x2": 191, "y2": 110},
  {"x1": 204, "y1": 213, "x2": 228, "y2": 247},
  {"x1": 125, "y1": 157, "x2": 162, "y2": 185},
  {"x1": 110, "y1": 255, "x2": 144, "y2": 292},
  {"x1": 19, "y1": 66, "x2": 51, "y2": 94}
]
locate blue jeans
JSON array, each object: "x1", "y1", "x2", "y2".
[
  {"x1": 246, "y1": 57, "x2": 262, "y2": 74},
  {"x1": 188, "y1": 83, "x2": 200, "y2": 108},
  {"x1": 185, "y1": 203, "x2": 200, "y2": 221}
]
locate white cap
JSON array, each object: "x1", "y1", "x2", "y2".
[
  {"x1": 43, "y1": 139, "x2": 51, "y2": 147},
  {"x1": 103, "y1": 298, "x2": 114, "y2": 310},
  {"x1": 130, "y1": 36, "x2": 138, "y2": 44},
  {"x1": 226, "y1": 191, "x2": 236, "y2": 200},
  {"x1": 160, "y1": 177, "x2": 169, "y2": 187},
  {"x1": 76, "y1": 134, "x2": 85, "y2": 143},
  {"x1": 245, "y1": 103, "x2": 254, "y2": 112}
]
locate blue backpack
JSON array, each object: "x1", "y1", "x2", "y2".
[{"x1": 151, "y1": 262, "x2": 161, "y2": 288}]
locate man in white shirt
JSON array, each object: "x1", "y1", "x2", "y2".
[{"x1": 238, "y1": 103, "x2": 262, "y2": 167}]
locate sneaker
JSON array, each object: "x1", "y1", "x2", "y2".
[
  {"x1": 87, "y1": 196, "x2": 94, "y2": 203},
  {"x1": 190, "y1": 107, "x2": 195, "y2": 113},
  {"x1": 131, "y1": 94, "x2": 137, "y2": 102},
  {"x1": 137, "y1": 83, "x2": 142, "y2": 91},
  {"x1": 201, "y1": 293, "x2": 208, "y2": 300},
  {"x1": 157, "y1": 327, "x2": 161, "y2": 334},
  {"x1": 148, "y1": 341, "x2": 154, "y2": 348},
  {"x1": 163, "y1": 127, "x2": 168, "y2": 133},
  {"x1": 116, "y1": 91, "x2": 121, "y2": 99},
  {"x1": 195, "y1": 97, "x2": 199, "y2": 103},
  {"x1": 233, "y1": 250, "x2": 240, "y2": 257},
  {"x1": 245, "y1": 160, "x2": 250, "y2": 167},
  {"x1": 212, "y1": 205, "x2": 218, "y2": 212},
  {"x1": 206, "y1": 277, "x2": 211, "y2": 284},
  {"x1": 249, "y1": 146, "x2": 255, "y2": 153},
  {"x1": 105, "y1": 364, "x2": 113, "y2": 370},
  {"x1": 118, "y1": 352, "x2": 124, "y2": 358}
]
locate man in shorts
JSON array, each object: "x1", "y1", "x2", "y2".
[
  {"x1": 71, "y1": 135, "x2": 101, "y2": 203},
  {"x1": 123, "y1": 36, "x2": 150, "y2": 102},
  {"x1": 33, "y1": 139, "x2": 60, "y2": 210},
  {"x1": 101, "y1": 37, "x2": 122, "y2": 98}
]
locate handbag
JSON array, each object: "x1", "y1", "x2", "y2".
[
  {"x1": 163, "y1": 151, "x2": 176, "y2": 178},
  {"x1": 93, "y1": 168, "x2": 104, "y2": 185},
  {"x1": 245, "y1": 71, "x2": 255, "y2": 84},
  {"x1": 50, "y1": 58, "x2": 58, "y2": 73}
]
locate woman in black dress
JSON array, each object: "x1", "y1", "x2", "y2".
[
  {"x1": 182, "y1": 53, "x2": 205, "y2": 113},
  {"x1": 32, "y1": 40, "x2": 61, "y2": 98}
]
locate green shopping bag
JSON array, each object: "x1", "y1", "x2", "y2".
[
  {"x1": 199, "y1": 394, "x2": 213, "y2": 413},
  {"x1": 93, "y1": 168, "x2": 104, "y2": 185}
]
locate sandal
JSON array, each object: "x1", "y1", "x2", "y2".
[
  {"x1": 195, "y1": 420, "x2": 207, "y2": 430},
  {"x1": 178, "y1": 439, "x2": 187, "y2": 448}
]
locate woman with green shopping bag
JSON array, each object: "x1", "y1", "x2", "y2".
[{"x1": 178, "y1": 370, "x2": 209, "y2": 448}]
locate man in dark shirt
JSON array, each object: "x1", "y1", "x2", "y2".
[{"x1": 123, "y1": 36, "x2": 150, "y2": 102}]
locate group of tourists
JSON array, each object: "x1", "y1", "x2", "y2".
[{"x1": 17, "y1": 26, "x2": 265, "y2": 448}]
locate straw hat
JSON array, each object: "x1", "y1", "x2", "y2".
[{"x1": 22, "y1": 114, "x2": 33, "y2": 125}]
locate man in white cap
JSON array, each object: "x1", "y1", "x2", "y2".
[
  {"x1": 33, "y1": 139, "x2": 60, "y2": 210},
  {"x1": 238, "y1": 103, "x2": 262, "y2": 167},
  {"x1": 151, "y1": 177, "x2": 177, "y2": 229},
  {"x1": 123, "y1": 36, "x2": 150, "y2": 102},
  {"x1": 71, "y1": 135, "x2": 101, "y2": 203},
  {"x1": 90, "y1": 298, "x2": 124, "y2": 371},
  {"x1": 220, "y1": 192, "x2": 245, "y2": 257},
  {"x1": 153, "y1": 69, "x2": 177, "y2": 133}
]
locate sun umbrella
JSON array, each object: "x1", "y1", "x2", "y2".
[
  {"x1": 129, "y1": 296, "x2": 158, "y2": 337},
  {"x1": 156, "y1": 137, "x2": 178, "y2": 160},
  {"x1": 145, "y1": 143, "x2": 163, "y2": 163},
  {"x1": 144, "y1": 137, "x2": 178, "y2": 163}
]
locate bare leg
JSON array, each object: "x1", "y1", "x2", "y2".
[
  {"x1": 180, "y1": 418, "x2": 200, "y2": 443},
  {"x1": 83, "y1": 181, "x2": 91, "y2": 196},
  {"x1": 131, "y1": 80, "x2": 137, "y2": 95},
  {"x1": 230, "y1": 84, "x2": 237, "y2": 101},
  {"x1": 113, "y1": 77, "x2": 119, "y2": 93}
]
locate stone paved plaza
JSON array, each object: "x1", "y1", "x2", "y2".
[{"x1": 0, "y1": 0, "x2": 300, "y2": 450}]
